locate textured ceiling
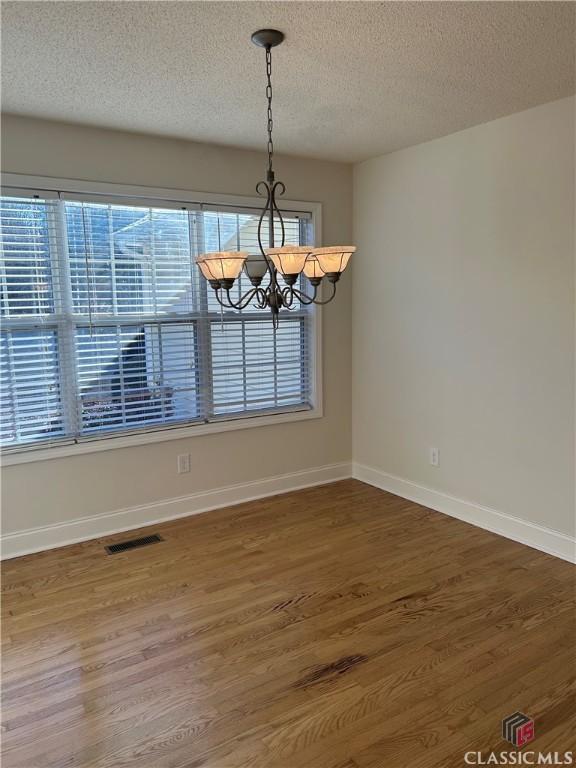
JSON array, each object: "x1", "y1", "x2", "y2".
[{"x1": 1, "y1": 1, "x2": 574, "y2": 162}]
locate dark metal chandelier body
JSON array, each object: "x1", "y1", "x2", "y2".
[{"x1": 196, "y1": 29, "x2": 355, "y2": 328}]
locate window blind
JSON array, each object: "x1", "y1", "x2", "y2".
[{"x1": 0, "y1": 190, "x2": 314, "y2": 451}]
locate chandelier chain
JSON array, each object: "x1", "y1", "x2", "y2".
[{"x1": 265, "y1": 45, "x2": 274, "y2": 178}]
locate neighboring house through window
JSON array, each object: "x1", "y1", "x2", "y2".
[{"x1": 0, "y1": 183, "x2": 318, "y2": 457}]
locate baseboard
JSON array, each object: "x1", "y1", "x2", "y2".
[
  {"x1": 1, "y1": 462, "x2": 352, "y2": 559},
  {"x1": 5, "y1": 461, "x2": 573, "y2": 564},
  {"x1": 353, "y1": 462, "x2": 575, "y2": 564}
]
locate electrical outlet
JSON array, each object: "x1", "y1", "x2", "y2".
[
  {"x1": 429, "y1": 446, "x2": 440, "y2": 467},
  {"x1": 177, "y1": 453, "x2": 190, "y2": 474}
]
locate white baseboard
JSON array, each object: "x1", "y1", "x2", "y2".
[
  {"x1": 353, "y1": 462, "x2": 575, "y2": 564},
  {"x1": 5, "y1": 460, "x2": 574, "y2": 565},
  {"x1": 1, "y1": 462, "x2": 352, "y2": 560}
]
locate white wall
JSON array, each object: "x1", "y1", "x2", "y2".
[
  {"x1": 353, "y1": 96, "x2": 575, "y2": 539},
  {"x1": 0, "y1": 116, "x2": 353, "y2": 539}
]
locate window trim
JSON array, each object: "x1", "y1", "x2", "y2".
[{"x1": 0, "y1": 173, "x2": 323, "y2": 466}]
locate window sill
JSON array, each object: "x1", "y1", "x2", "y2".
[{"x1": 1, "y1": 405, "x2": 323, "y2": 466}]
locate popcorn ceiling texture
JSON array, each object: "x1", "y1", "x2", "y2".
[{"x1": 1, "y1": 1, "x2": 574, "y2": 162}]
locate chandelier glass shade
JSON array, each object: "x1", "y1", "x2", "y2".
[
  {"x1": 312, "y1": 246, "x2": 356, "y2": 276},
  {"x1": 244, "y1": 257, "x2": 269, "y2": 282},
  {"x1": 194, "y1": 28, "x2": 355, "y2": 327},
  {"x1": 302, "y1": 255, "x2": 325, "y2": 283},
  {"x1": 197, "y1": 251, "x2": 249, "y2": 283},
  {"x1": 266, "y1": 246, "x2": 312, "y2": 279}
]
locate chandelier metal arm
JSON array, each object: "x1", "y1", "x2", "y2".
[
  {"x1": 213, "y1": 286, "x2": 264, "y2": 311},
  {"x1": 255, "y1": 178, "x2": 286, "y2": 275},
  {"x1": 212, "y1": 288, "x2": 237, "y2": 310},
  {"x1": 270, "y1": 181, "x2": 286, "y2": 247},
  {"x1": 255, "y1": 180, "x2": 274, "y2": 275},
  {"x1": 281, "y1": 281, "x2": 338, "y2": 307}
]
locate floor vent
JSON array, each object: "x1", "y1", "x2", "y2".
[{"x1": 105, "y1": 534, "x2": 163, "y2": 555}]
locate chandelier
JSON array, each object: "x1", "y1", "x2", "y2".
[{"x1": 195, "y1": 29, "x2": 355, "y2": 328}]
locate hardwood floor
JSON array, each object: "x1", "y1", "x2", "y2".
[{"x1": 2, "y1": 479, "x2": 575, "y2": 768}]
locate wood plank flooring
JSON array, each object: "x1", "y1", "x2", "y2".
[{"x1": 2, "y1": 479, "x2": 575, "y2": 767}]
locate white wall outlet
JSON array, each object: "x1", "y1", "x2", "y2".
[
  {"x1": 429, "y1": 446, "x2": 440, "y2": 467},
  {"x1": 177, "y1": 453, "x2": 190, "y2": 474}
]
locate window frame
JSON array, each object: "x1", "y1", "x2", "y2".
[{"x1": 0, "y1": 174, "x2": 323, "y2": 466}]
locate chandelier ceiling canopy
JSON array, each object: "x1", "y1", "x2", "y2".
[{"x1": 195, "y1": 29, "x2": 356, "y2": 327}]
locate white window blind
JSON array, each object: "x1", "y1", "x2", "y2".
[{"x1": 0, "y1": 190, "x2": 314, "y2": 452}]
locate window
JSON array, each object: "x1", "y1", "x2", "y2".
[{"x1": 0, "y1": 186, "x2": 317, "y2": 455}]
